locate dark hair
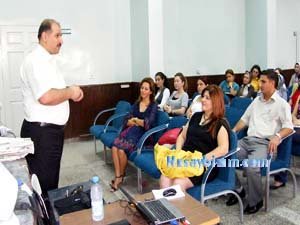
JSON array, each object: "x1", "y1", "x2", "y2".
[
  {"x1": 275, "y1": 68, "x2": 282, "y2": 74},
  {"x1": 201, "y1": 85, "x2": 226, "y2": 139},
  {"x1": 250, "y1": 64, "x2": 262, "y2": 75},
  {"x1": 137, "y1": 77, "x2": 156, "y2": 103},
  {"x1": 261, "y1": 69, "x2": 279, "y2": 88},
  {"x1": 197, "y1": 77, "x2": 209, "y2": 85},
  {"x1": 225, "y1": 69, "x2": 234, "y2": 76},
  {"x1": 244, "y1": 70, "x2": 252, "y2": 83},
  {"x1": 174, "y1": 72, "x2": 188, "y2": 91},
  {"x1": 38, "y1": 19, "x2": 60, "y2": 40},
  {"x1": 295, "y1": 63, "x2": 299, "y2": 67},
  {"x1": 155, "y1": 72, "x2": 169, "y2": 89}
]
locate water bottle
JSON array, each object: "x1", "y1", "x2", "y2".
[{"x1": 90, "y1": 176, "x2": 104, "y2": 221}]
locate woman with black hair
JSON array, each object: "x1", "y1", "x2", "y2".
[{"x1": 155, "y1": 72, "x2": 170, "y2": 110}]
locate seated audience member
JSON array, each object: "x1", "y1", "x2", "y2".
[
  {"x1": 155, "y1": 72, "x2": 170, "y2": 110},
  {"x1": 160, "y1": 85, "x2": 230, "y2": 191},
  {"x1": 110, "y1": 77, "x2": 158, "y2": 191},
  {"x1": 292, "y1": 95, "x2": 300, "y2": 125},
  {"x1": 250, "y1": 64, "x2": 262, "y2": 93},
  {"x1": 163, "y1": 73, "x2": 189, "y2": 116},
  {"x1": 219, "y1": 69, "x2": 239, "y2": 97},
  {"x1": 289, "y1": 81, "x2": 300, "y2": 111},
  {"x1": 275, "y1": 68, "x2": 287, "y2": 101},
  {"x1": 237, "y1": 71, "x2": 255, "y2": 98},
  {"x1": 227, "y1": 69, "x2": 293, "y2": 214},
  {"x1": 186, "y1": 78, "x2": 208, "y2": 119},
  {"x1": 288, "y1": 62, "x2": 300, "y2": 88}
]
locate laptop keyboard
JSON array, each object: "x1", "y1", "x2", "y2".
[{"x1": 144, "y1": 200, "x2": 176, "y2": 222}]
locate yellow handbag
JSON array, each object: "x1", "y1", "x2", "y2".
[{"x1": 154, "y1": 144, "x2": 205, "y2": 178}]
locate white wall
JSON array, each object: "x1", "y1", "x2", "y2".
[
  {"x1": 276, "y1": 0, "x2": 300, "y2": 69},
  {"x1": 162, "y1": 0, "x2": 245, "y2": 76},
  {"x1": 245, "y1": 0, "x2": 267, "y2": 69},
  {"x1": 0, "y1": 0, "x2": 132, "y2": 85},
  {"x1": 130, "y1": 0, "x2": 150, "y2": 82}
]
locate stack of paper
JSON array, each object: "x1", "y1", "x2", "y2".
[
  {"x1": 152, "y1": 184, "x2": 185, "y2": 200},
  {"x1": 0, "y1": 137, "x2": 34, "y2": 162}
]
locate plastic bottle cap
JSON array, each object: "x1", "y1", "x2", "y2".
[
  {"x1": 170, "y1": 220, "x2": 178, "y2": 225},
  {"x1": 91, "y1": 176, "x2": 100, "y2": 184}
]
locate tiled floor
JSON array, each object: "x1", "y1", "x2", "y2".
[{"x1": 59, "y1": 139, "x2": 300, "y2": 225}]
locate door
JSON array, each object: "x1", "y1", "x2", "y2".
[{"x1": 0, "y1": 25, "x2": 38, "y2": 135}]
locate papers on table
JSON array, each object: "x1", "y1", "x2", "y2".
[
  {"x1": 0, "y1": 137, "x2": 34, "y2": 162},
  {"x1": 152, "y1": 184, "x2": 185, "y2": 200}
]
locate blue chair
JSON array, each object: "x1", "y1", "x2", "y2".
[
  {"x1": 90, "y1": 101, "x2": 131, "y2": 160},
  {"x1": 134, "y1": 116, "x2": 188, "y2": 193},
  {"x1": 292, "y1": 130, "x2": 300, "y2": 157},
  {"x1": 261, "y1": 132, "x2": 297, "y2": 211},
  {"x1": 225, "y1": 107, "x2": 247, "y2": 139},
  {"x1": 224, "y1": 94, "x2": 230, "y2": 106},
  {"x1": 230, "y1": 97, "x2": 252, "y2": 112},
  {"x1": 186, "y1": 131, "x2": 243, "y2": 222}
]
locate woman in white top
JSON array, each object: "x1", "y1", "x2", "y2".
[
  {"x1": 186, "y1": 78, "x2": 208, "y2": 118},
  {"x1": 163, "y1": 73, "x2": 189, "y2": 116},
  {"x1": 155, "y1": 72, "x2": 170, "y2": 110}
]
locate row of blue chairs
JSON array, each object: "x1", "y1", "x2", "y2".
[{"x1": 90, "y1": 99, "x2": 298, "y2": 223}]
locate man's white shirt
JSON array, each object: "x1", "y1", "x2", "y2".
[{"x1": 20, "y1": 44, "x2": 69, "y2": 125}]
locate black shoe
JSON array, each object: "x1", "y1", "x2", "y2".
[
  {"x1": 244, "y1": 200, "x2": 263, "y2": 214},
  {"x1": 270, "y1": 182, "x2": 286, "y2": 190},
  {"x1": 226, "y1": 188, "x2": 246, "y2": 206}
]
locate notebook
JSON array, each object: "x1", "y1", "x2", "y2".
[{"x1": 119, "y1": 187, "x2": 185, "y2": 225}]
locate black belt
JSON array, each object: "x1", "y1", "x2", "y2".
[{"x1": 25, "y1": 120, "x2": 65, "y2": 129}]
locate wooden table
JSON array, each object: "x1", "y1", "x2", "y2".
[{"x1": 60, "y1": 192, "x2": 220, "y2": 225}]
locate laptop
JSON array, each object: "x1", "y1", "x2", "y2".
[{"x1": 119, "y1": 187, "x2": 185, "y2": 225}]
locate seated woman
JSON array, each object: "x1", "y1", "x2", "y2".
[
  {"x1": 160, "y1": 85, "x2": 230, "y2": 191},
  {"x1": 110, "y1": 77, "x2": 158, "y2": 191},
  {"x1": 186, "y1": 78, "x2": 208, "y2": 119},
  {"x1": 289, "y1": 81, "x2": 300, "y2": 111},
  {"x1": 292, "y1": 95, "x2": 300, "y2": 125},
  {"x1": 155, "y1": 72, "x2": 170, "y2": 110},
  {"x1": 237, "y1": 71, "x2": 255, "y2": 98},
  {"x1": 163, "y1": 73, "x2": 189, "y2": 116},
  {"x1": 250, "y1": 64, "x2": 261, "y2": 93},
  {"x1": 219, "y1": 69, "x2": 239, "y2": 97},
  {"x1": 275, "y1": 68, "x2": 287, "y2": 101}
]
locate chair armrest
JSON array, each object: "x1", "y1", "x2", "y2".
[
  {"x1": 93, "y1": 108, "x2": 116, "y2": 125},
  {"x1": 135, "y1": 124, "x2": 169, "y2": 155},
  {"x1": 200, "y1": 147, "x2": 240, "y2": 201},
  {"x1": 103, "y1": 112, "x2": 129, "y2": 133}
]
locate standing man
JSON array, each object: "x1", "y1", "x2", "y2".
[
  {"x1": 226, "y1": 69, "x2": 293, "y2": 214},
  {"x1": 20, "y1": 19, "x2": 84, "y2": 196}
]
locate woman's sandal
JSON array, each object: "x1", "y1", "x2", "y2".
[
  {"x1": 110, "y1": 175, "x2": 124, "y2": 192},
  {"x1": 110, "y1": 173, "x2": 126, "y2": 186}
]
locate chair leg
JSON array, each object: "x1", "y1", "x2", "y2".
[
  {"x1": 103, "y1": 145, "x2": 107, "y2": 164},
  {"x1": 231, "y1": 192, "x2": 244, "y2": 223},
  {"x1": 286, "y1": 169, "x2": 298, "y2": 198},
  {"x1": 265, "y1": 172, "x2": 270, "y2": 212},
  {"x1": 93, "y1": 137, "x2": 97, "y2": 155},
  {"x1": 137, "y1": 168, "x2": 143, "y2": 193}
]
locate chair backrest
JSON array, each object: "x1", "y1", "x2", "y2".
[
  {"x1": 225, "y1": 107, "x2": 244, "y2": 129},
  {"x1": 275, "y1": 133, "x2": 293, "y2": 168},
  {"x1": 168, "y1": 116, "x2": 188, "y2": 130},
  {"x1": 152, "y1": 111, "x2": 170, "y2": 142},
  {"x1": 112, "y1": 101, "x2": 131, "y2": 128},
  {"x1": 224, "y1": 94, "x2": 230, "y2": 106},
  {"x1": 230, "y1": 97, "x2": 252, "y2": 111},
  {"x1": 217, "y1": 131, "x2": 238, "y2": 183}
]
